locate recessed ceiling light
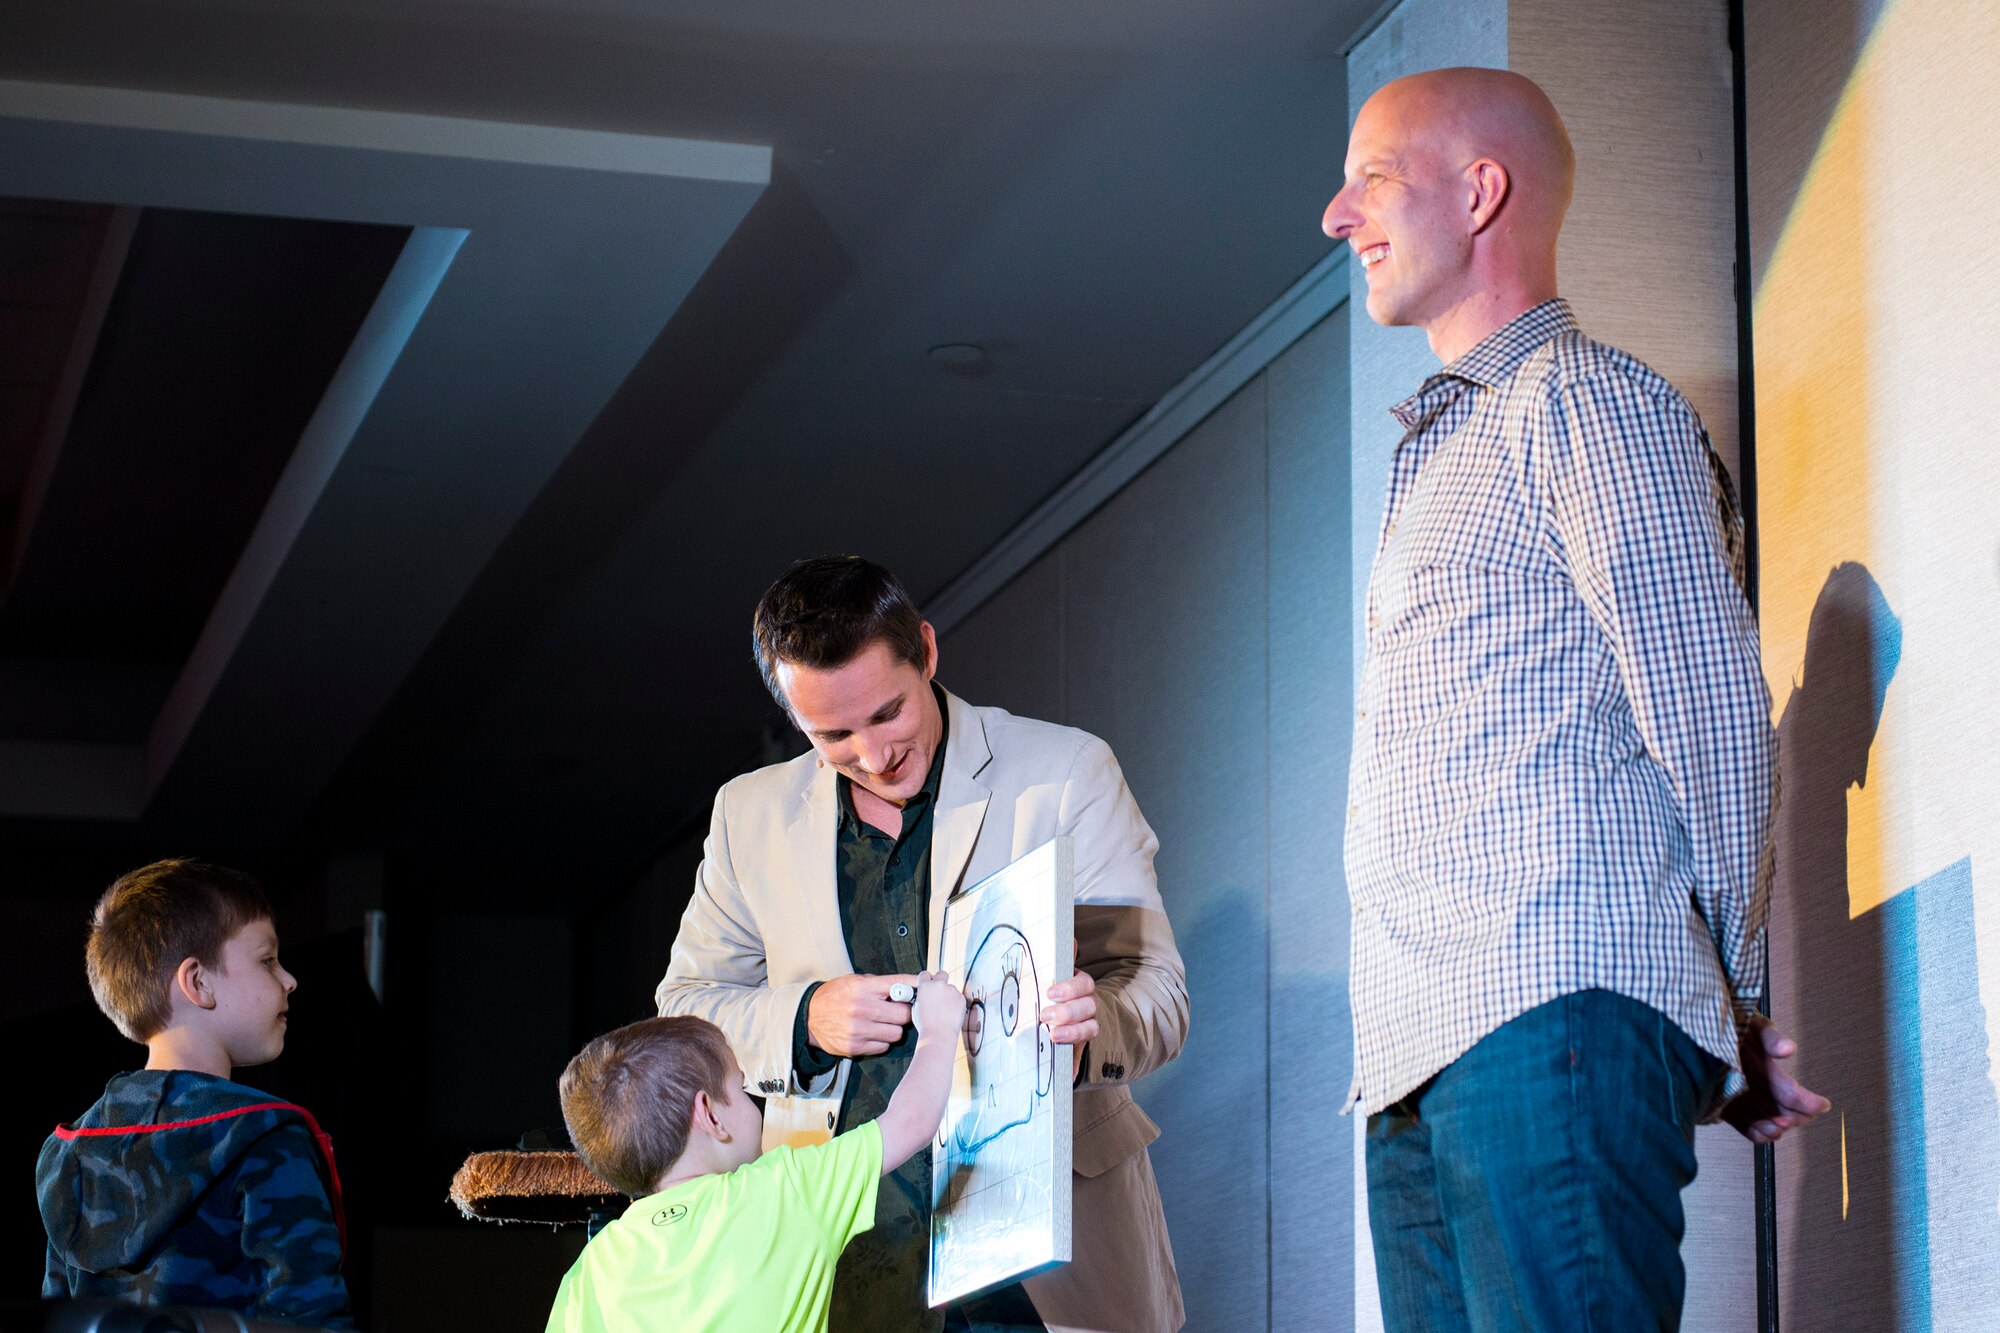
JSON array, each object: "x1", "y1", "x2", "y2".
[{"x1": 928, "y1": 343, "x2": 988, "y2": 367}]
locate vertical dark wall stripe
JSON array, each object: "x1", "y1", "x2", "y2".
[
  {"x1": 1727, "y1": 0, "x2": 1780, "y2": 1329},
  {"x1": 1730, "y1": 0, "x2": 1762, "y2": 612}
]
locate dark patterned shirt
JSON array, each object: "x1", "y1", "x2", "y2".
[
  {"x1": 780, "y1": 700, "x2": 944, "y2": 1320},
  {"x1": 789, "y1": 694, "x2": 1047, "y2": 1333},
  {"x1": 822, "y1": 718, "x2": 945, "y2": 1331}
]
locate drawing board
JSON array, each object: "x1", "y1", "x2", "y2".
[{"x1": 927, "y1": 836, "x2": 1073, "y2": 1307}]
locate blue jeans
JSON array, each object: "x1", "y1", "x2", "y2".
[{"x1": 1365, "y1": 990, "x2": 1728, "y2": 1333}]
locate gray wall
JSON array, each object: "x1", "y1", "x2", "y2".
[{"x1": 941, "y1": 308, "x2": 1351, "y2": 1332}]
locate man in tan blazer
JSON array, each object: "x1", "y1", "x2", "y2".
[{"x1": 657, "y1": 556, "x2": 1187, "y2": 1333}]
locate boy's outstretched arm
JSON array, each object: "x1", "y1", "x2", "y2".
[{"x1": 874, "y1": 971, "x2": 965, "y2": 1176}]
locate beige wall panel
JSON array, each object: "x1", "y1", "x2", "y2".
[{"x1": 1511, "y1": 0, "x2": 1742, "y2": 479}]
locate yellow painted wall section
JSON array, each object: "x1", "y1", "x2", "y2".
[{"x1": 1755, "y1": 0, "x2": 2000, "y2": 922}]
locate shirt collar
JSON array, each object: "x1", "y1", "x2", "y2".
[
  {"x1": 1388, "y1": 299, "x2": 1578, "y2": 428},
  {"x1": 1440, "y1": 297, "x2": 1577, "y2": 389}
]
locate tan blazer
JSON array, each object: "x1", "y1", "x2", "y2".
[{"x1": 658, "y1": 688, "x2": 1188, "y2": 1332}]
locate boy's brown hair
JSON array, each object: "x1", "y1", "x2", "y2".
[
  {"x1": 85, "y1": 858, "x2": 273, "y2": 1043},
  {"x1": 559, "y1": 1016, "x2": 738, "y2": 1196}
]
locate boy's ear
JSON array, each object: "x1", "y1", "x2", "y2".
[
  {"x1": 174, "y1": 957, "x2": 217, "y2": 1011},
  {"x1": 689, "y1": 1090, "x2": 727, "y2": 1142}
]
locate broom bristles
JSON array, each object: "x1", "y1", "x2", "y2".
[{"x1": 450, "y1": 1150, "x2": 624, "y2": 1226}]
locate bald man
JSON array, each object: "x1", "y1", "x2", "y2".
[{"x1": 1325, "y1": 68, "x2": 1827, "y2": 1330}]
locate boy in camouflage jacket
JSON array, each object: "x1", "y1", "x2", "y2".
[{"x1": 37, "y1": 859, "x2": 351, "y2": 1328}]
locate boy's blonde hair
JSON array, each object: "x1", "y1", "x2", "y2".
[
  {"x1": 560, "y1": 1016, "x2": 737, "y2": 1196},
  {"x1": 86, "y1": 859, "x2": 273, "y2": 1042}
]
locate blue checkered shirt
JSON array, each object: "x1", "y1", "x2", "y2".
[{"x1": 1345, "y1": 299, "x2": 1774, "y2": 1116}]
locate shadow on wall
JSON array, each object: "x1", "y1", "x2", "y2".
[{"x1": 1778, "y1": 563, "x2": 2000, "y2": 1330}]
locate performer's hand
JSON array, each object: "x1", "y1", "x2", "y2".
[
  {"x1": 1723, "y1": 1016, "x2": 1831, "y2": 1145},
  {"x1": 1042, "y1": 944, "x2": 1099, "y2": 1079},
  {"x1": 809, "y1": 972, "x2": 919, "y2": 1057},
  {"x1": 910, "y1": 970, "x2": 966, "y2": 1039}
]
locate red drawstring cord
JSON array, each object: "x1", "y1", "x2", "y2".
[{"x1": 54, "y1": 1101, "x2": 348, "y2": 1256}]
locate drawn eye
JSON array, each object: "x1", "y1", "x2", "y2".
[
  {"x1": 965, "y1": 1000, "x2": 986, "y2": 1055},
  {"x1": 1000, "y1": 971, "x2": 1020, "y2": 1036}
]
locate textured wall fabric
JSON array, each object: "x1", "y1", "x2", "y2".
[
  {"x1": 1265, "y1": 312, "x2": 1356, "y2": 1333},
  {"x1": 1511, "y1": 0, "x2": 1741, "y2": 481},
  {"x1": 1749, "y1": 0, "x2": 2000, "y2": 1326},
  {"x1": 1063, "y1": 383, "x2": 1272, "y2": 1332},
  {"x1": 940, "y1": 309, "x2": 1354, "y2": 1332}
]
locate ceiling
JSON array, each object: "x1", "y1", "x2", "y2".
[{"x1": 0, "y1": 0, "x2": 1369, "y2": 898}]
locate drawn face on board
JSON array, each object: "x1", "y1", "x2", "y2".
[{"x1": 952, "y1": 924, "x2": 1054, "y2": 1154}]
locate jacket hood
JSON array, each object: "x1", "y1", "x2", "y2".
[{"x1": 37, "y1": 1070, "x2": 315, "y2": 1274}]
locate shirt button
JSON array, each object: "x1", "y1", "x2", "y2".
[
  {"x1": 1385, "y1": 522, "x2": 1399, "y2": 537},
  {"x1": 897, "y1": 924, "x2": 909, "y2": 937},
  {"x1": 1367, "y1": 612, "x2": 1380, "y2": 630},
  {"x1": 1348, "y1": 803, "x2": 1359, "y2": 820}
]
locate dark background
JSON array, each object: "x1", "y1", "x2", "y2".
[{"x1": 0, "y1": 2, "x2": 1376, "y2": 1326}]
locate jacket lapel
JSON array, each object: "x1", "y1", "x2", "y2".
[
  {"x1": 929, "y1": 689, "x2": 992, "y2": 966},
  {"x1": 788, "y1": 760, "x2": 851, "y2": 976}
]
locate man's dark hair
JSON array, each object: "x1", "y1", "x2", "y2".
[
  {"x1": 86, "y1": 859, "x2": 274, "y2": 1043},
  {"x1": 559, "y1": 1016, "x2": 737, "y2": 1196},
  {"x1": 751, "y1": 555, "x2": 928, "y2": 709}
]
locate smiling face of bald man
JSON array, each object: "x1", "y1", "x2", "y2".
[
  {"x1": 1324, "y1": 82, "x2": 1471, "y2": 331},
  {"x1": 1323, "y1": 68, "x2": 1574, "y2": 359}
]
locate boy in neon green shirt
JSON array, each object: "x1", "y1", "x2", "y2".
[{"x1": 546, "y1": 971, "x2": 965, "y2": 1333}]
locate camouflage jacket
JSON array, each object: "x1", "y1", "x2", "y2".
[{"x1": 38, "y1": 1070, "x2": 353, "y2": 1329}]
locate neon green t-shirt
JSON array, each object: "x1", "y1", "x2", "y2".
[{"x1": 544, "y1": 1121, "x2": 882, "y2": 1333}]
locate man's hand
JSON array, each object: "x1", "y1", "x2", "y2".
[
  {"x1": 910, "y1": 970, "x2": 967, "y2": 1039},
  {"x1": 809, "y1": 972, "x2": 920, "y2": 1057},
  {"x1": 1723, "y1": 1016, "x2": 1832, "y2": 1145},
  {"x1": 1042, "y1": 952, "x2": 1099, "y2": 1079}
]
